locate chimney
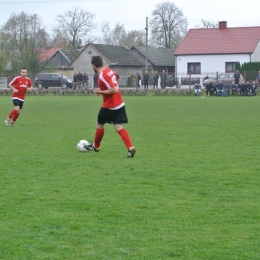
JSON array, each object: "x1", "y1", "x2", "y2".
[{"x1": 219, "y1": 21, "x2": 227, "y2": 29}]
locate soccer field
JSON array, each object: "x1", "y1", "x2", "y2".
[{"x1": 1, "y1": 95, "x2": 259, "y2": 259}]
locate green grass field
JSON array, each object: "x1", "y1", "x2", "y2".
[{"x1": 0, "y1": 94, "x2": 259, "y2": 260}]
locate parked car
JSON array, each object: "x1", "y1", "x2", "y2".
[
  {"x1": 35, "y1": 73, "x2": 73, "y2": 89},
  {"x1": 203, "y1": 73, "x2": 245, "y2": 86}
]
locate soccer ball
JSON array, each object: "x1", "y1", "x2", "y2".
[{"x1": 76, "y1": 140, "x2": 90, "y2": 152}]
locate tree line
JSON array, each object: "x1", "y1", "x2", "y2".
[
  {"x1": 0, "y1": 1, "x2": 217, "y2": 77},
  {"x1": 235, "y1": 62, "x2": 260, "y2": 81}
]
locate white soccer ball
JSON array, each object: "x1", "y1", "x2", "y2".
[{"x1": 76, "y1": 140, "x2": 90, "y2": 152}]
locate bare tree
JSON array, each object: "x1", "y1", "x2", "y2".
[
  {"x1": 99, "y1": 22, "x2": 111, "y2": 44},
  {"x1": 150, "y1": 1, "x2": 187, "y2": 49},
  {"x1": 99, "y1": 23, "x2": 145, "y2": 48},
  {"x1": 124, "y1": 30, "x2": 146, "y2": 48},
  {"x1": 100, "y1": 22, "x2": 127, "y2": 46},
  {"x1": 0, "y1": 12, "x2": 48, "y2": 74},
  {"x1": 195, "y1": 19, "x2": 218, "y2": 29},
  {"x1": 50, "y1": 30, "x2": 69, "y2": 49},
  {"x1": 54, "y1": 6, "x2": 96, "y2": 49},
  {"x1": 0, "y1": 50, "x2": 7, "y2": 75}
]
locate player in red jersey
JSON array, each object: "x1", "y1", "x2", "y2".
[
  {"x1": 84, "y1": 55, "x2": 136, "y2": 158},
  {"x1": 4, "y1": 68, "x2": 33, "y2": 126}
]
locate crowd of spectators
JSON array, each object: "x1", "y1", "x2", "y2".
[
  {"x1": 204, "y1": 80, "x2": 258, "y2": 97},
  {"x1": 73, "y1": 72, "x2": 89, "y2": 89}
]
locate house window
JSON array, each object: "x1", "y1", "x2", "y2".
[
  {"x1": 187, "y1": 63, "x2": 201, "y2": 74},
  {"x1": 88, "y1": 51, "x2": 92, "y2": 55},
  {"x1": 226, "y1": 62, "x2": 238, "y2": 73}
]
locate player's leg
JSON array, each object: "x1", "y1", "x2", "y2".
[
  {"x1": 114, "y1": 124, "x2": 133, "y2": 147},
  {"x1": 5, "y1": 100, "x2": 21, "y2": 126},
  {"x1": 5, "y1": 106, "x2": 19, "y2": 126},
  {"x1": 10, "y1": 100, "x2": 23, "y2": 126},
  {"x1": 10, "y1": 108, "x2": 20, "y2": 126},
  {"x1": 84, "y1": 108, "x2": 106, "y2": 152},
  {"x1": 92, "y1": 123, "x2": 104, "y2": 150},
  {"x1": 4, "y1": 108, "x2": 16, "y2": 126},
  {"x1": 84, "y1": 122, "x2": 104, "y2": 152},
  {"x1": 113, "y1": 107, "x2": 136, "y2": 157}
]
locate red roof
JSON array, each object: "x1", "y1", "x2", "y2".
[
  {"x1": 39, "y1": 47, "x2": 59, "y2": 62},
  {"x1": 174, "y1": 26, "x2": 260, "y2": 55}
]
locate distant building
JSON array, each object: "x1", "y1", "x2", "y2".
[
  {"x1": 68, "y1": 42, "x2": 145, "y2": 86},
  {"x1": 174, "y1": 21, "x2": 260, "y2": 77},
  {"x1": 130, "y1": 46, "x2": 175, "y2": 75}
]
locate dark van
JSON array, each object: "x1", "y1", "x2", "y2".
[{"x1": 35, "y1": 73, "x2": 73, "y2": 89}]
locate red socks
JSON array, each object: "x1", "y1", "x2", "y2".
[
  {"x1": 94, "y1": 128, "x2": 133, "y2": 150},
  {"x1": 117, "y1": 128, "x2": 133, "y2": 149},
  {"x1": 8, "y1": 109, "x2": 17, "y2": 120},
  {"x1": 12, "y1": 111, "x2": 20, "y2": 122},
  {"x1": 94, "y1": 128, "x2": 104, "y2": 148}
]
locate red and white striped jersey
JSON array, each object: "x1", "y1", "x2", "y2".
[
  {"x1": 10, "y1": 76, "x2": 32, "y2": 101},
  {"x1": 98, "y1": 68, "x2": 124, "y2": 109}
]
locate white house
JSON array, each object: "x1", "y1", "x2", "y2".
[{"x1": 174, "y1": 21, "x2": 260, "y2": 79}]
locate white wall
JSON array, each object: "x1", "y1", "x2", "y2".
[
  {"x1": 251, "y1": 40, "x2": 260, "y2": 61},
  {"x1": 175, "y1": 54, "x2": 251, "y2": 76}
]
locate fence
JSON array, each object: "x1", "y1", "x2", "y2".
[
  {"x1": 176, "y1": 71, "x2": 260, "y2": 87},
  {"x1": 1, "y1": 72, "x2": 258, "y2": 90}
]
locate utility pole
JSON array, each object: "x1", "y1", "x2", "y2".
[{"x1": 145, "y1": 17, "x2": 148, "y2": 71}]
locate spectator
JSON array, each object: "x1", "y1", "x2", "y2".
[
  {"x1": 160, "y1": 70, "x2": 167, "y2": 89},
  {"x1": 234, "y1": 70, "x2": 240, "y2": 87},
  {"x1": 115, "y1": 71, "x2": 120, "y2": 80},
  {"x1": 83, "y1": 73, "x2": 89, "y2": 89},
  {"x1": 136, "y1": 72, "x2": 141, "y2": 89},
  {"x1": 205, "y1": 81, "x2": 213, "y2": 96},
  {"x1": 245, "y1": 81, "x2": 251, "y2": 96},
  {"x1": 93, "y1": 73, "x2": 98, "y2": 89},
  {"x1": 77, "y1": 72, "x2": 83, "y2": 89},
  {"x1": 73, "y1": 72, "x2": 78, "y2": 83},
  {"x1": 222, "y1": 83, "x2": 230, "y2": 97},
  {"x1": 153, "y1": 71, "x2": 159, "y2": 89},
  {"x1": 193, "y1": 81, "x2": 202, "y2": 96},
  {"x1": 212, "y1": 83, "x2": 217, "y2": 96},
  {"x1": 250, "y1": 81, "x2": 258, "y2": 96},
  {"x1": 143, "y1": 71, "x2": 149, "y2": 89},
  {"x1": 77, "y1": 71, "x2": 83, "y2": 82},
  {"x1": 256, "y1": 70, "x2": 260, "y2": 84},
  {"x1": 230, "y1": 81, "x2": 237, "y2": 96},
  {"x1": 216, "y1": 81, "x2": 224, "y2": 96},
  {"x1": 73, "y1": 72, "x2": 78, "y2": 89},
  {"x1": 239, "y1": 83, "x2": 246, "y2": 96}
]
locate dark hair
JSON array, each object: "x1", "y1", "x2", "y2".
[{"x1": 91, "y1": 56, "x2": 103, "y2": 67}]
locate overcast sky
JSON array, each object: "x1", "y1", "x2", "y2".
[{"x1": 0, "y1": 0, "x2": 260, "y2": 35}]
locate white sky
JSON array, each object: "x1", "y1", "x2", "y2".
[{"x1": 0, "y1": 0, "x2": 260, "y2": 36}]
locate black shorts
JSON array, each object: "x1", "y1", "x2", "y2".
[
  {"x1": 13, "y1": 99, "x2": 24, "y2": 109},
  {"x1": 97, "y1": 106, "x2": 128, "y2": 125}
]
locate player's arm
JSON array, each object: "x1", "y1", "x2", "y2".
[
  {"x1": 8, "y1": 82, "x2": 18, "y2": 93},
  {"x1": 27, "y1": 85, "x2": 33, "y2": 91},
  {"x1": 94, "y1": 86, "x2": 118, "y2": 95},
  {"x1": 95, "y1": 73, "x2": 119, "y2": 95},
  {"x1": 27, "y1": 79, "x2": 34, "y2": 91}
]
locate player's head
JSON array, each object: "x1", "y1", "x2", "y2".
[
  {"x1": 20, "y1": 68, "x2": 27, "y2": 78},
  {"x1": 91, "y1": 56, "x2": 103, "y2": 73}
]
